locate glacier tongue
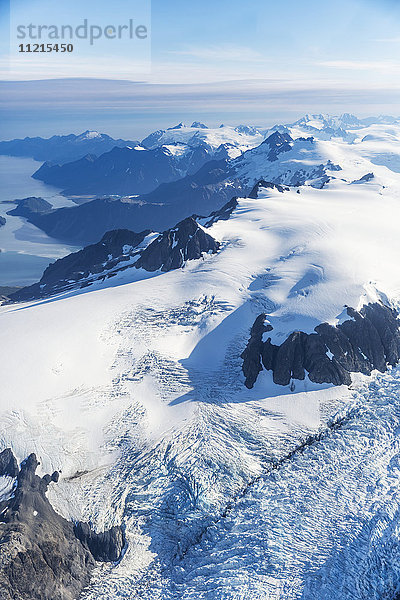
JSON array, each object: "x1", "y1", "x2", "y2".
[{"x1": 76, "y1": 369, "x2": 400, "y2": 600}]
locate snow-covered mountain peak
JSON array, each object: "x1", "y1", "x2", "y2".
[
  {"x1": 78, "y1": 130, "x2": 103, "y2": 140},
  {"x1": 141, "y1": 122, "x2": 264, "y2": 152},
  {"x1": 167, "y1": 122, "x2": 186, "y2": 130},
  {"x1": 191, "y1": 121, "x2": 208, "y2": 129}
]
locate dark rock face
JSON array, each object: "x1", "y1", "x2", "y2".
[
  {"x1": 191, "y1": 121, "x2": 208, "y2": 129},
  {"x1": 42, "y1": 228, "x2": 150, "y2": 284},
  {"x1": 0, "y1": 216, "x2": 5, "y2": 227},
  {"x1": 0, "y1": 450, "x2": 125, "y2": 600},
  {"x1": 10, "y1": 228, "x2": 150, "y2": 302},
  {"x1": 259, "y1": 131, "x2": 293, "y2": 161},
  {"x1": 248, "y1": 180, "x2": 290, "y2": 198},
  {"x1": 74, "y1": 522, "x2": 125, "y2": 562},
  {"x1": 241, "y1": 314, "x2": 272, "y2": 389},
  {"x1": 9, "y1": 215, "x2": 221, "y2": 302},
  {"x1": 242, "y1": 302, "x2": 400, "y2": 388},
  {"x1": 6, "y1": 197, "x2": 53, "y2": 218},
  {"x1": 352, "y1": 172, "x2": 374, "y2": 184},
  {"x1": 200, "y1": 197, "x2": 238, "y2": 227},
  {"x1": 135, "y1": 217, "x2": 220, "y2": 272},
  {"x1": 0, "y1": 448, "x2": 18, "y2": 478}
]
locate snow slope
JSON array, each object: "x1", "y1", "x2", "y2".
[{"x1": 1, "y1": 118, "x2": 400, "y2": 598}]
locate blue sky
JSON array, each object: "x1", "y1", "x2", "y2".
[
  {"x1": 1, "y1": 0, "x2": 400, "y2": 84},
  {"x1": 0, "y1": 0, "x2": 399, "y2": 138}
]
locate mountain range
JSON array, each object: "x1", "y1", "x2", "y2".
[{"x1": 2, "y1": 113, "x2": 400, "y2": 599}]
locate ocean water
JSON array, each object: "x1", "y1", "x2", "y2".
[{"x1": 0, "y1": 156, "x2": 79, "y2": 286}]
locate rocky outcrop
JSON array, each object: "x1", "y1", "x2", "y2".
[
  {"x1": 9, "y1": 216, "x2": 221, "y2": 302},
  {"x1": 248, "y1": 180, "x2": 290, "y2": 198},
  {"x1": 6, "y1": 197, "x2": 53, "y2": 218},
  {"x1": 9, "y1": 228, "x2": 150, "y2": 302},
  {"x1": 352, "y1": 172, "x2": 374, "y2": 184},
  {"x1": 0, "y1": 216, "x2": 5, "y2": 227},
  {"x1": 135, "y1": 217, "x2": 220, "y2": 272},
  {"x1": 0, "y1": 448, "x2": 18, "y2": 478},
  {"x1": 74, "y1": 521, "x2": 125, "y2": 562},
  {"x1": 0, "y1": 450, "x2": 125, "y2": 600},
  {"x1": 242, "y1": 302, "x2": 400, "y2": 388},
  {"x1": 200, "y1": 197, "x2": 238, "y2": 227},
  {"x1": 241, "y1": 314, "x2": 272, "y2": 389}
]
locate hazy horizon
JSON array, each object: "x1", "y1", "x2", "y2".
[{"x1": 1, "y1": 77, "x2": 399, "y2": 141}]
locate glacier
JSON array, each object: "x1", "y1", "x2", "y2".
[{"x1": 1, "y1": 115, "x2": 400, "y2": 598}]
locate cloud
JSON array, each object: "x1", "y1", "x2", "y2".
[
  {"x1": 374, "y1": 37, "x2": 400, "y2": 43},
  {"x1": 167, "y1": 44, "x2": 267, "y2": 63},
  {"x1": 317, "y1": 60, "x2": 400, "y2": 72}
]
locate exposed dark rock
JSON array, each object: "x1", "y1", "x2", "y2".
[
  {"x1": 74, "y1": 521, "x2": 125, "y2": 562},
  {"x1": 0, "y1": 450, "x2": 125, "y2": 600},
  {"x1": 9, "y1": 214, "x2": 221, "y2": 302},
  {"x1": 272, "y1": 331, "x2": 307, "y2": 385},
  {"x1": 261, "y1": 338, "x2": 279, "y2": 371},
  {"x1": 0, "y1": 448, "x2": 18, "y2": 478},
  {"x1": 135, "y1": 217, "x2": 220, "y2": 272},
  {"x1": 6, "y1": 197, "x2": 53, "y2": 218},
  {"x1": 9, "y1": 228, "x2": 150, "y2": 302},
  {"x1": 200, "y1": 197, "x2": 238, "y2": 227},
  {"x1": 243, "y1": 302, "x2": 400, "y2": 388},
  {"x1": 260, "y1": 131, "x2": 293, "y2": 161},
  {"x1": 302, "y1": 333, "x2": 351, "y2": 386},
  {"x1": 0, "y1": 287, "x2": 21, "y2": 305},
  {"x1": 241, "y1": 314, "x2": 272, "y2": 388},
  {"x1": 352, "y1": 172, "x2": 374, "y2": 184},
  {"x1": 0, "y1": 216, "x2": 5, "y2": 227},
  {"x1": 248, "y1": 180, "x2": 290, "y2": 199},
  {"x1": 43, "y1": 228, "x2": 150, "y2": 284}
]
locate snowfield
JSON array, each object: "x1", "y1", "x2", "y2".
[{"x1": 1, "y1": 116, "x2": 400, "y2": 598}]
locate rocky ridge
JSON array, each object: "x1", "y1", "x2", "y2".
[
  {"x1": 9, "y1": 217, "x2": 220, "y2": 302},
  {"x1": 242, "y1": 302, "x2": 400, "y2": 388}
]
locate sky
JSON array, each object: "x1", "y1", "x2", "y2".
[{"x1": 0, "y1": 0, "x2": 400, "y2": 139}]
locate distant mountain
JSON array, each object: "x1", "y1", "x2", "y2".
[
  {"x1": 32, "y1": 145, "x2": 186, "y2": 196},
  {"x1": 0, "y1": 131, "x2": 139, "y2": 164},
  {"x1": 22, "y1": 159, "x2": 243, "y2": 243},
  {"x1": 140, "y1": 122, "x2": 263, "y2": 152},
  {"x1": 32, "y1": 123, "x2": 265, "y2": 197},
  {"x1": 16, "y1": 131, "x2": 344, "y2": 244}
]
